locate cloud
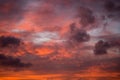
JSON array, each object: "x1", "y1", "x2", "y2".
[
  {"x1": 94, "y1": 40, "x2": 110, "y2": 55},
  {"x1": 101, "y1": 57, "x2": 120, "y2": 72},
  {"x1": 80, "y1": 56, "x2": 120, "y2": 72},
  {"x1": 77, "y1": 7, "x2": 95, "y2": 28},
  {"x1": 0, "y1": 35, "x2": 28, "y2": 56},
  {"x1": 0, "y1": 0, "x2": 29, "y2": 31},
  {"x1": 104, "y1": 0, "x2": 120, "y2": 20},
  {"x1": 68, "y1": 23, "x2": 90, "y2": 46},
  {"x1": 104, "y1": 1, "x2": 116, "y2": 12},
  {"x1": 0, "y1": 36, "x2": 21, "y2": 48},
  {"x1": 0, "y1": 53, "x2": 32, "y2": 70},
  {"x1": 22, "y1": 52, "x2": 120, "y2": 74},
  {"x1": 94, "y1": 34, "x2": 120, "y2": 55},
  {"x1": 0, "y1": 0, "x2": 27, "y2": 21},
  {"x1": 0, "y1": 0, "x2": 119, "y2": 76},
  {"x1": 31, "y1": 32, "x2": 60, "y2": 44}
]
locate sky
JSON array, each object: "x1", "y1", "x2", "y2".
[{"x1": 0, "y1": 0, "x2": 120, "y2": 80}]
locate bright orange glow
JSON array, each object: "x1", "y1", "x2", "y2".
[
  {"x1": 35, "y1": 47, "x2": 54, "y2": 56},
  {"x1": 0, "y1": 70, "x2": 120, "y2": 80}
]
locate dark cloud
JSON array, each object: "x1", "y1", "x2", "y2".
[
  {"x1": 0, "y1": 36, "x2": 21, "y2": 48},
  {"x1": 104, "y1": 0, "x2": 120, "y2": 20},
  {"x1": 104, "y1": 0, "x2": 120, "y2": 12},
  {"x1": 104, "y1": 1, "x2": 116, "y2": 12},
  {"x1": 0, "y1": 36, "x2": 27, "y2": 56},
  {"x1": 0, "y1": 53, "x2": 32, "y2": 69},
  {"x1": 94, "y1": 35, "x2": 120, "y2": 55},
  {"x1": 94, "y1": 40, "x2": 110, "y2": 55},
  {"x1": 68, "y1": 23, "x2": 90, "y2": 45},
  {"x1": 94, "y1": 35, "x2": 119, "y2": 56},
  {"x1": 77, "y1": 7, "x2": 95, "y2": 29}
]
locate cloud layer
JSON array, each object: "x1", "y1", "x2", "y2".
[{"x1": 0, "y1": 0, "x2": 120, "y2": 78}]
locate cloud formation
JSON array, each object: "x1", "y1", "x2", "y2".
[
  {"x1": 0, "y1": 53, "x2": 31, "y2": 70},
  {"x1": 77, "y1": 7, "x2": 95, "y2": 29},
  {"x1": 0, "y1": 0, "x2": 27, "y2": 22},
  {"x1": 67, "y1": 23, "x2": 90, "y2": 47},
  {"x1": 94, "y1": 34, "x2": 120, "y2": 55},
  {"x1": 94, "y1": 40, "x2": 110, "y2": 55},
  {"x1": 0, "y1": 36, "x2": 21, "y2": 47},
  {"x1": 104, "y1": 0, "x2": 120, "y2": 20},
  {"x1": 0, "y1": 0, "x2": 120, "y2": 77}
]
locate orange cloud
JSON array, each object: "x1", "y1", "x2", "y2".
[{"x1": 35, "y1": 47, "x2": 54, "y2": 56}]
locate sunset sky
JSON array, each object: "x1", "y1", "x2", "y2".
[{"x1": 0, "y1": 0, "x2": 120, "y2": 80}]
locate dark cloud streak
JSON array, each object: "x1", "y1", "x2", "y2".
[
  {"x1": 0, "y1": 36, "x2": 21, "y2": 48},
  {"x1": 0, "y1": 54, "x2": 32, "y2": 70}
]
